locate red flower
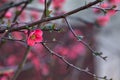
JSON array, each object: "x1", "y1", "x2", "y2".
[{"x1": 27, "y1": 29, "x2": 43, "y2": 46}]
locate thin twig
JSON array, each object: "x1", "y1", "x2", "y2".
[
  {"x1": 12, "y1": 0, "x2": 29, "y2": 22},
  {"x1": 0, "y1": 1, "x2": 29, "y2": 12},
  {"x1": 1, "y1": 37, "x2": 25, "y2": 42},
  {"x1": 42, "y1": 43, "x2": 110, "y2": 80},
  {"x1": 64, "y1": 17, "x2": 107, "y2": 60},
  {"x1": 39, "y1": 0, "x2": 52, "y2": 27}
]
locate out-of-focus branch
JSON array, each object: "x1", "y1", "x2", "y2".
[
  {"x1": 0, "y1": 1, "x2": 29, "y2": 12},
  {"x1": 0, "y1": 62, "x2": 33, "y2": 75},
  {"x1": 12, "y1": 0, "x2": 29, "y2": 22}
]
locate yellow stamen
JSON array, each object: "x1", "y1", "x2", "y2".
[{"x1": 30, "y1": 34, "x2": 36, "y2": 40}]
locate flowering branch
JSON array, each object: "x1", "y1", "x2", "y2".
[
  {"x1": 42, "y1": 43, "x2": 111, "y2": 80},
  {"x1": 0, "y1": 0, "x2": 102, "y2": 33},
  {"x1": 0, "y1": 0, "x2": 115, "y2": 80}
]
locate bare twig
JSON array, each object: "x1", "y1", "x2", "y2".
[
  {"x1": 0, "y1": 1, "x2": 29, "y2": 12},
  {"x1": 42, "y1": 43, "x2": 110, "y2": 80},
  {"x1": 12, "y1": 0, "x2": 29, "y2": 22},
  {"x1": 64, "y1": 17, "x2": 107, "y2": 60}
]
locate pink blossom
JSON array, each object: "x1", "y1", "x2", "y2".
[
  {"x1": 41, "y1": 65, "x2": 49, "y2": 76},
  {"x1": 12, "y1": 32, "x2": 23, "y2": 40},
  {"x1": 107, "y1": 9, "x2": 117, "y2": 16},
  {"x1": 27, "y1": 29, "x2": 43, "y2": 46},
  {"x1": 31, "y1": 11, "x2": 40, "y2": 20},
  {"x1": 27, "y1": 51, "x2": 33, "y2": 59},
  {"x1": 5, "y1": 11, "x2": 12, "y2": 19},
  {"x1": 93, "y1": 3, "x2": 109, "y2": 14},
  {"x1": 39, "y1": 0, "x2": 44, "y2": 4},
  {"x1": 100, "y1": 3, "x2": 109, "y2": 8},
  {"x1": 20, "y1": 11, "x2": 26, "y2": 21},
  {"x1": 1, "y1": 76, "x2": 7, "y2": 80},
  {"x1": 96, "y1": 15, "x2": 110, "y2": 26},
  {"x1": 108, "y1": 0, "x2": 120, "y2": 4},
  {"x1": 6, "y1": 55, "x2": 16, "y2": 66},
  {"x1": 52, "y1": 0, "x2": 65, "y2": 9},
  {"x1": 32, "y1": 57, "x2": 41, "y2": 70},
  {"x1": 54, "y1": 46, "x2": 68, "y2": 55}
]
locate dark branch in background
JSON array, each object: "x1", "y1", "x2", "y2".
[
  {"x1": 42, "y1": 43, "x2": 110, "y2": 80},
  {"x1": 1, "y1": 37, "x2": 25, "y2": 42},
  {"x1": 0, "y1": 0, "x2": 29, "y2": 12},
  {"x1": 0, "y1": 0, "x2": 101, "y2": 33},
  {"x1": 43, "y1": 0, "x2": 47, "y2": 18},
  {"x1": 91, "y1": 6, "x2": 120, "y2": 11},
  {"x1": 0, "y1": 9, "x2": 9, "y2": 19},
  {"x1": 12, "y1": 0, "x2": 29, "y2": 22}
]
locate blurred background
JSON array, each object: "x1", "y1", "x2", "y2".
[{"x1": 0, "y1": 0, "x2": 120, "y2": 80}]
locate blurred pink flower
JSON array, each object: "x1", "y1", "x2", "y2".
[
  {"x1": 54, "y1": 46, "x2": 68, "y2": 55},
  {"x1": 41, "y1": 65, "x2": 49, "y2": 76},
  {"x1": 96, "y1": 15, "x2": 110, "y2": 26},
  {"x1": 107, "y1": 9, "x2": 117, "y2": 16},
  {"x1": 31, "y1": 11, "x2": 40, "y2": 20},
  {"x1": 108, "y1": 0, "x2": 120, "y2": 4},
  {"x1": 53, "y1": 0, "x2": 65, "y2": 9},
  {"x1": 39, "y1": 0, "x2": 44, "y2": 4},
  {"x1": 1, "y1": 76, "x2": 7, "y2": 80},
  {"x1": 32, "y1": 57, "x2": 41, "y2": 70},
  {"x1": 5, "y1": 11, "x2": 12, "y2": 19},
  {"x1": 27, "y1": 29, "x2": 43, "y2": 46},
  {"x1": 7, "y1": 55, "x2": 17, "y2": 66},
  {"x1": 100, "y1": 3, "x2": 109, "y2": 8}
]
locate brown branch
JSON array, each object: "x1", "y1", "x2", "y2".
[
  {"x1": 0, "y1": 0, "x2": 101, "y2": 33},
  {"x1": 0, "y1": 1, "x2": 29, "y2": 12},
  {"x1": 42, "y1": 43, "x2": 110, "y2": 80},
  {"x1": 64, "y1": 17, "x2": 107, "y2": 60}
]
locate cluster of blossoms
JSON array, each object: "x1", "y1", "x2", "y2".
[
  {"x1": 4, "y1": 0, "x2": 66, "y2": 20},
  {"x1": 1, "y1": 0, "x2": 119, "y2": 80},
  {"x1": 94, "y1": 0, "x2": 120, "y2": 26}
]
